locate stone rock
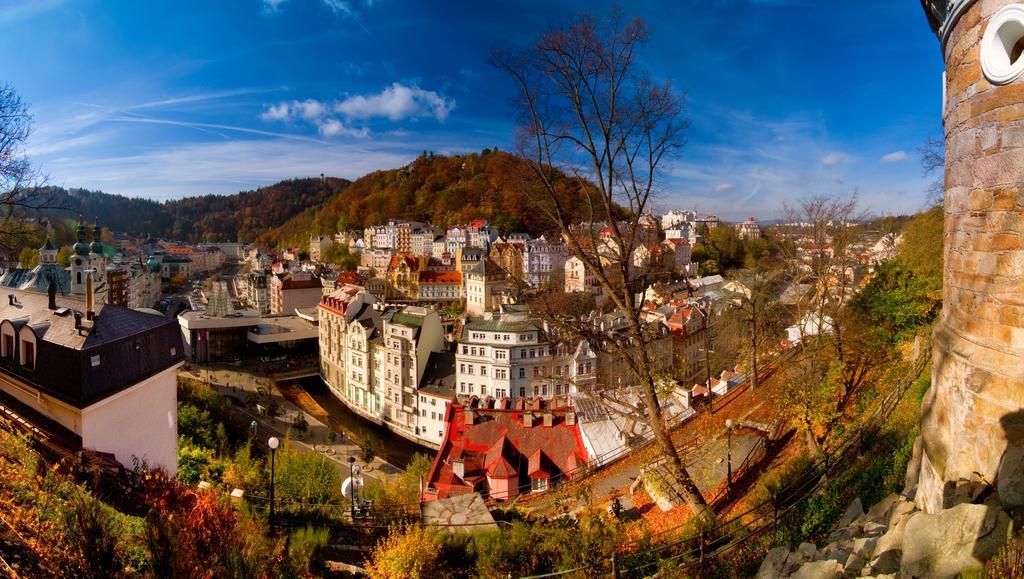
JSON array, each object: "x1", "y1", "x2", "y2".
[
  {"x1": 754, "y1": 546, "x2": 790, "y2": 579},
  {"x1": 861, "y1": 521, "x2": 888, "y2": 538},
  {"x1": 827, "y1": 527, "x2": 855, "y2": 544},
  {"x1": 839, "y1": 497, "x2": 864, "y2": 528},
  {"x1": 903, "y1": 436, "x2": 923, "y2": 498},
  {"x1": 789, "y1": 560, "x2": 843, "y2": 579},
  {"x1": 797, "y1": 542, "x2": 817, "y2": 559},
  {"x1": 869, "y1": 548, "x2": 902, "y2": 576},
  {"x1": 822, "y1": 546, "x2": 850, "y2": 568},
  {"x1": 865, "y1": 494, "x2": 902, "y2": 523},
  {"x1": 901, "y1": 503, "x2": 1013, "y2": 578},
  {"x1": 997, "y1": 442, "x2": 1024, "y2": 507}
]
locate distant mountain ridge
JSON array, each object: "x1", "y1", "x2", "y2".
[
  {"x1": 40, "y1": 177, "x2": 348, "y2": 244},
  {"x1": 42, "y1": 150, "x2": 611, "y2": 249}
]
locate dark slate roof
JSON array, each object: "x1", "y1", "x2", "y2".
[
  {"x1": 420, "y1": 351, "x2": 455, "y2": 396},
  {"x1": 0, "y1": 288, "x2": 184, "y2": 407}
]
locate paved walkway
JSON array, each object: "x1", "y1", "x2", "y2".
[{"x1": 181, "y1": 365, "x2": 403, "y2": 483}]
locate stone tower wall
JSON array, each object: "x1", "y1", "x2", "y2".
[{"x1": 918, "y1": 0, "x2": 1024, "y2": 513}]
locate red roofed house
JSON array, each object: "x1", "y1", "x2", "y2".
[
  {"x1": 422, "y1": 398, "x2": 589, "y2": 502},
  {"x1": 417, "y1": 269, "x2": 463, "y2": 302}
]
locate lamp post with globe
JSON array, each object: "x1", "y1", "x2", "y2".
[{"x1": 268, "y1": 436, "x2": 279, "y2": 533}]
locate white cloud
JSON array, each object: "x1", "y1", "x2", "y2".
[
  {"x1": 295, "y1": 99, "x2": 327, "y2": 121},
  {"x1": 259, "y1": 83, "x2": 454, "y2": 138},
  {"x1": 821, "y1": 152, "x2": 844, "y2": 167},
  {"x1": 261, "y1": 0, "x2": 287, "y2": 12},
  {"x1": 260, "y1": 102, "x2": 291, "y2": 121},
  {"x1": 881, "y1": 150, "x2": 908, "y2": 163},
  {"x1": 714, "y1": 183, "x2": 735, "y2": 193},
  {"x1": 335, "y1": 82, "x2": 455, "y2": 122},
  {"x1": 317, "y1": 118, "x2": 369, "y2": 139}
]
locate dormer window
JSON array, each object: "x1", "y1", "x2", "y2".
[{"x1": 20, "y1": 339, "x2": 33, "y2": 369}]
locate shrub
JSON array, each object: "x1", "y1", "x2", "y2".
[
  {"x1": 288, "y1": 525, "x2": 329, "y2": 576},
  {"x1": 365, "y1": 525, "x2": 445, "y2": 579}
]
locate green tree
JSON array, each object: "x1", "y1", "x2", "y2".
[
  {"x1": 774, "y1": 344, "x2": 843, "y2": 457},
  {"x1": 853, "y1": 259, "x2": 940, "y2": 344},
  {"x1": 898, "y1": 205, "x2": 943, "y2": 286},
  {"x1": 18, "y1": 246, "x2": 37, "y2": 268},
  {"x1": 57, "y1": 245, "x2": 72, "y2": 267}
]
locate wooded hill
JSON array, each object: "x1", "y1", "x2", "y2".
[
  {"x1": 254, "y1": 150, "x2": 616, "y2": 249},
  {"x1": 37, "y1": 150, "x2": 613, "y2": 248},
  {"x1": 39, "y1": 177, "x2": 347, "y2": 244}
]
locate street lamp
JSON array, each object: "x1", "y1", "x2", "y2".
[
  {"x1": 724, "y1": 419, "x2": 734, "y2": 494},
  {"x1": 348, "y1": 456, "x2": 357, "y2": 522},
  {"x1": 268, "y1": 436, "x2": 279, "y2": 533}
]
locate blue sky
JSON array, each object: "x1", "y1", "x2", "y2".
[{"x1": 0, "y1": 0, "x2": 944, "y2": 220}]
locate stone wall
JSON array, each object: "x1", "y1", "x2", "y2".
[{"x1": 917, "y1": 0, "x2": 1024, "y2": 513}]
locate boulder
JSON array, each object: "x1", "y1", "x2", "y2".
[
  {"x1": 797, "y1": 542, "x2": 817, "y2": 559},
  {"x1": 861, "y1": 521, "x2": 888, "y2": 538},
  {"x1": 789, "y1": 560, "x2": 843, "y2": 579},
  {"x1": 903, "y1": 435, "x2": 923, "y2": 499},
  {"x1": 901, "y1": 503, "x2": 1013, "y2": 578},
  {"x1": 997, "y1": 443, "x2": 1024, "y2": 507},
  {"x1": 870, "y1": 505, "x2": 914, "y2": 574},
  {"x1": 755, "y1": 547, "x2": 790, "y2": 579},
  {"x1": 839, "y1": 497, "x2": 864, "y2": 528},
  {"x1": 865, "y1": 493, "x2": 902, "y2": 523}
]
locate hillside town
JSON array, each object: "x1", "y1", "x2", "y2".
[{"x1": 2, "y1": 1, "x2": 1023, "y2": 577}]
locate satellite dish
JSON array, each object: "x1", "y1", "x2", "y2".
[{"x1": 341, "y1": 476, "x2": 364, "y2": 501}]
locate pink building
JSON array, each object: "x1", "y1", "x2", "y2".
[{"x1": 269, "y1": 271, "x2": 323, "y2": 315}]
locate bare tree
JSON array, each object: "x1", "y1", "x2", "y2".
[
  {"x1": 726, "y1": 270, "x2": 784, "y2": 392},
  {"x1": 919, "y1": 136, "x2": 945, "y2": 207},
  {"x1": 493, "y1": 12, "x2": 712, "y2": 520},
  {"x1": 0, "y1": 82, "x2": 57, "y2": 251}
]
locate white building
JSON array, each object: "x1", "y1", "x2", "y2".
[
  {"x1": 521, "y1": 236, "x2": 567, "y2": 287},
  {"x1": 736, "y1": 217, "x2": 762, "y2": 240},
  {"x1": 0, "y1": 287, "x2": 183, "y2": 475},
  {"x1": 564, "y1": 255, "x2": 602, "y2": 296},
  {"x1": 464, "y1": 260, "x2": 507, "y2": 316}
]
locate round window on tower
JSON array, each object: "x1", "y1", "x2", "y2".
[{"x1": 981, "y1": 4, "x2": 1024, "y2": 85}]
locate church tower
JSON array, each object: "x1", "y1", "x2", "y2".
[
  {"x1": 70, "y1": 221, "x2": 91, "y2": 294},
  {"x1": 918, "y1": 0, "x2": 1024, "y2": 513},
  {"x1": 89, "y1": 219, "x2": 106, "y2": 274},
  {"x1": 38, "y1": 238, "x2": 57, "y2": 265}
]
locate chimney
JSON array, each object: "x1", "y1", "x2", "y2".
[
  {"x1": 451, "y1": 458, "x2": 465, "y2": 480},
  {"x1": 464, "y1": 408, "x2": 475, "y2": 426},
  {"x1": 74, "y1": 311, "x2": 83, "y2": 332},
  {"x1": 543, "y1": 412, "x2": 553, "y2": 427},
  {"x1": 566, "y1": 410, "x2": 577, "y2": 426},
  {"x1": 523, "y1": 412, "x2": 534, "y2": 428},
  {"x1": 85, "y1": 272, "x2": 95, "y2": 321},
  {"x1": 6, "y1": 294, "x2": 13, "y2": 306},
  {"x1": 47, "y1": 281, "x2": 57, "y2": 310}
]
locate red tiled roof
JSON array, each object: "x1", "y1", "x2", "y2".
[
  {"x1": 388, "y1": 254, "x2": 420, "y2": 271},
  {"x1": 418, "y1": 270, "x2": 462, "y2": 285},
  {"x1": 422, "y1": 401, "x2": 589, "y2": 501},
  {"x1": 336, "y1": 271, "x2": 362, "y2": 285}
]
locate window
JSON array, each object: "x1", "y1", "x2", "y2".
[
  {"x1": 91, "y1": 354, "x2": 101, "y2": 367},
  {"x1": 519, "y1": 368, "x2": 526, "y2": 378},
  {"x1": 2, "y1": 335, "x2": 12, "y2": 359},
  {"x1": 21, "y1": 340, "x2": 33, "y2": 369},
  {"x1": 531, "y1": 477, "x2": 548, "y2": 492}
]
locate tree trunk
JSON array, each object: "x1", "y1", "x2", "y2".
[
  {"x1": 649, "y1": 405, "x2": 713, "y2": 523},
  {"x1": 749, "y1": 318, "x2": 759, "y2": 392},
  {"x1": 803, "y1": 423, "x2": 823, "y2": 458}
]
